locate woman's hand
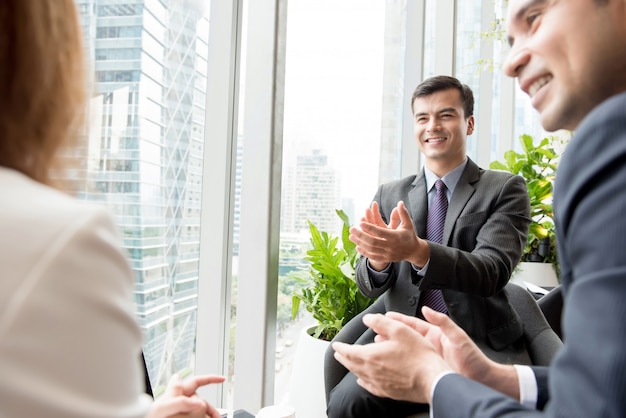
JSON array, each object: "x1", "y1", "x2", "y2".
[{"x1": 147, "y1": 373, "x2": 225, "y2": 418}]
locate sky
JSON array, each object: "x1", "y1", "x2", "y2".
[{"x1": 281, "y1": 0, "x2": 386, "y2": 217}]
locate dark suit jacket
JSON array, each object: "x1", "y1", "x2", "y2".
[
  {"x1": 433, "y1": 93, "x2": 626, "y2": 417},
  {"x1": 356, "y1": 158, "x2": 531, "y2": 362}
]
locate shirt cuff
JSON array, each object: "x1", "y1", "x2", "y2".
[
  {"x1": 514, "y1": 364, "x2": 538, "y2": 409},
  {"x1": 429, "y1": 370, "x2": 456, "y2": 418},
  {"x1": 411, "y1": 258, "x2": 430, "y2": 275}
]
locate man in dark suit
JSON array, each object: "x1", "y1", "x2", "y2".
[
  {"x1": 332, "y1": 0, "x2": 626, "y2": 416},
  {"x1": 326, "y1": 76, "x2": 532, "y2": 418}
]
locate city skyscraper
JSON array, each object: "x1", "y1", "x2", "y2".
[
  {"x1": 74, "y1": 0, "x2": 209, "y2": 390},
  {"x1": 281, "y1": 149, "x2": 342, "y2": 236}
]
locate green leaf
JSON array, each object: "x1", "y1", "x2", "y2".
[
  {"x1": 489, "y1": 160, "x2": 508, "y2": 171},
  {"x1": 489, "y1": 134, "x2": 566, "y2": 278},
  {"x1": 291, "y1": 296, "x2": 301, "y2": 320},
  {"x1": 521, "y1": 133, "x2": 534, "y2": 153},
  {"x1": 290, "y1": 210, "x2": 376, "y2": 340}
]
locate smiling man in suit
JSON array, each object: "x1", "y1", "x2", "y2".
[
  {"x1": 332, "y1": 0, "x2": 626, "y2": 417},
  {"x1": 326, "y1": 75, "x2": 532, "y2": 418}
]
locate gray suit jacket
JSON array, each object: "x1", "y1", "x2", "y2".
[
  {"x1": 356, "y1": 158, "x2": 531, "y2": 361},
  {"x1": 433, "y1": 93, "x2": 626, "y2": 417}
]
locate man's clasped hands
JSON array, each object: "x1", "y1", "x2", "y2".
[{"x1": 332, "y1": 307, "x2": 521, "y2": 405}]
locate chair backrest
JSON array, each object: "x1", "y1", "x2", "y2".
[
  {"x1": 142, "y1": 352, "x2": 153, "y2": 398},
  {"x1": 503, "y1": 282, "x2": 562, "y2": 366},
  {"x1": 537, "y1": 285, "x2": 563, "y2": 339}
]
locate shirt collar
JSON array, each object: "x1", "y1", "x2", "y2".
[{"x1": 424, "y1": 158, "x2": 468, "y2": 195}]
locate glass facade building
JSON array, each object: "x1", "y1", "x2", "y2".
[{"x1": 75, "y1": 0, "x2": 209, "y2": 391}]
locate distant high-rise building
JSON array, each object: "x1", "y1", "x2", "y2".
[
  {"x1": 281, "y1": 149, "x2": 341, "y2": 235},
  {"x1": 74, "y1": 0, "x2": 208, "y2": 390}
]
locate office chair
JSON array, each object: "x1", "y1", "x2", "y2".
[
  {"x1": 141, "y1": 352, "x2": 153, "y2": 398},
  {"x1": 537, "y1": 285, "x2": 563, "y2": 339}
]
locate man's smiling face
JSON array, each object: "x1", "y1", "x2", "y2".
[
  {"x1": 413, "y1": 88, "x2": 473, "y2": 175},
  {"x1": 504, "y1": 0, "x2": 626, "y2": 131}
]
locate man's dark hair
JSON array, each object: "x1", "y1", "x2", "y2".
[{"x1": 411, "y1": 75, "x2": 474, "y2": 118}]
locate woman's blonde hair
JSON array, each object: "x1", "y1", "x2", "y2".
[{"x1": 0, "y1": 0, "x2": 86, "y2": 186}]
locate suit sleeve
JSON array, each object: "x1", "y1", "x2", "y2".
[
  {"x1": 433, "y1": 374, "x2": 542, "y2": 418},
  {"x1": 0, "y1": 208, "x2": 151, "y2": 418},
  {"x1": 424, "y1": 174, "x2": 529, "y2": 296},
  {"x1": 355, "y1": 256, "x2": 397, "y2": 298}
]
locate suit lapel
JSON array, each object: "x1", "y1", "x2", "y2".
[
  {"x1": 408, "y1": 170, "x2": 428, "y2": 237},
  {"x1": 444, "y1": 158, "x2": 480, "y2": 243}
]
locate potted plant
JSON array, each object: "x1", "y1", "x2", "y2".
[
  {"x1": 490, "y1": 134, "x2": 563, "y2": 281},
  {"x1": 291, "y1": 209, "x2": 376, "y2": 341},
  {"x1": 287, "y1": 210, "x2": 375, "y2": 418}
]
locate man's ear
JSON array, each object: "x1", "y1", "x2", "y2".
[{"x1": 466, "y1": 115, "x2": 475, "y2": 135}]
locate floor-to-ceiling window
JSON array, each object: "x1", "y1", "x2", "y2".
[
  {"x1": 70, "y1": 0, "x2": 560, "y2": 413},
  {"x1": 274, "y1": 0, "x2": 406, "y2": 404}
]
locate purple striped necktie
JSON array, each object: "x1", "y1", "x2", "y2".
[{"x1": 420, "y1": 179, "x2": 448, "y2": 314}]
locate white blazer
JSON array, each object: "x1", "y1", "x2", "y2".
[{"x1": 0, "y1": 167, "x2": 151, "y2": 417}]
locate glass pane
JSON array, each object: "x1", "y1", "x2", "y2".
[
  {"x1": 423, "y1": 0, "x2": 436, "y2": 79},
  {"x1": 489, "y1": 0, "x2": 505, "y2": 163},
  {"x1": 74, "y1": 0, "x2": 211, "y2": 395},
  {"x1": 514, "y1": 85, "x2": 550, "y2": 147},
  {"x1": 276, "y1": 0, "x2": 405, "y2": 407},
  {"x1": 455, "y1": 0, "x2": 483, "y2": 160}
]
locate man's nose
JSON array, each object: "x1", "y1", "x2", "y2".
[
  {"x1": 503, "y1": 44, "x2": 530, "y2": 78},
  {"x1": 427, "y1": 119, "x2": 441, "y2": 132}
]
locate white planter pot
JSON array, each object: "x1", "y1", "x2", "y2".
[
  {"x1": 287, "y1": 326, "x2": 330, "y2": 418},
  {"x1": 511, "y1": 261, "x2": 559, "y2": 288}
]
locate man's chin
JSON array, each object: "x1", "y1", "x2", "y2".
[
  {"x1": 538, "y1": 113, "x2": 560, "y2": 132},
  {"x1": 535, "y1": 100, "x2": 565, "y2": 132},
  {"x1": 539, "y1": 104, "x2": 582, "y2": 132}
]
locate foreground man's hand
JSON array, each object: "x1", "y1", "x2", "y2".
[
  {"x1": 333, "y1": 308, "x2": 521, "y2": 404},
  {"x1": 332, "y1": 312, "x2": 450, "y2": 404}
]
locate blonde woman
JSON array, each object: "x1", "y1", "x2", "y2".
[{"x1": 0, "y1": 1, "x2": 223, "y2": 417}]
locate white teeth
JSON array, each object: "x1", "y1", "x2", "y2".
[
  {"x1": 529, "y1": 75, "x2": 553, "y2": 97},
  {"x1": 426, "y1": 138, "x2": 445, "y2": 143}
]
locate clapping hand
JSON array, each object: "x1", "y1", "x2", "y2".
[{"x1": 349, "y1": 201, "x2": 429, "y2": 269}]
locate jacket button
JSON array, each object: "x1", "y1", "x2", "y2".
[{"x1": 408, "y1": 296, "x2": 417, "y2": 306}]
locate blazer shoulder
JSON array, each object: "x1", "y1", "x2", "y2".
[
  {"x1": 379, "y1": 174, "x2": 419, "y2": 191},
  {"x1": 0, "y1": 170, "x2": 120, "y2": 282},
  {"x1": 375, "y1": 174, "x2": 420, "y2": 200},
  {"x1": 556, "y1": 92, "x2": 626, "y2": 201},
  {"x1": 583, "y1": 91, "x2": 626, "y2": 125},
  {"x1": 0, "y1": 168, "x2": 109, "y2": 225},
  {"x1": 573, "y1": 91, "x2": 626, "y2": 153},
  {"x1": 462, "y1": 158, "x2": 521, "y2": 187},
  {"x1": 475, "y1": 167, "x2": 523, "y2": 189}
]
